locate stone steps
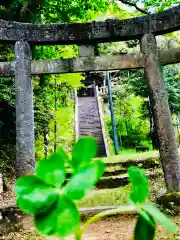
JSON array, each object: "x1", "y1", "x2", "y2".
[{"x1": 78, "y1": 95, "x2": 107, "y2": 157}]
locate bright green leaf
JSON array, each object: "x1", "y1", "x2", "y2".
[
  {"x1": 95, "y1": 160, "x2": 106, "y2": 180},
  {"x1": 35, "y1": 148, "x2": 66, "y2": 187},
  {"x1": 128, "y1": 166, "x2": 149, "y2": 203},
  {"x1": 134, "y1": 213, "x2": 156, "y2": 240},
  {"x1": 15, "y1": 176, "x2": 58, "y2": 215},
  {"x1": 64, "y1": 160, "x2": 105, "y2": 200},
  {"x1": 142, "y1": 203, "x2": 177, "y2": 232},
  {"x1": 71, "y1": 137, "x2": 97, "y2": 169},
  {"x1": 138, "y1": 209, "x2": 154, "y2": 223},
  {"x1": 35, "y1": 195, "x2": 80, "y2": 237}
]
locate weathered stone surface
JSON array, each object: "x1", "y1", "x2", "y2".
[
  {"x1": 66, "y1": 168, "x2": 127, "y2": 179},
  {"x1": 0, "y1": 6, "x2": 179, "y2": 43},
  {"x1": 96, "y1": 170, "x2": 160, "y2": 189},
  {"x1": 107, "y1": 157, "x2": 160, "y2": 169},
  {"x1": 0, "y1": 48, "x2": 180, "y2": 76},
  {"x1": 124, "y1": 158, "x2": 160, "y2": 168},
  {"x1": 66, "y1": 158, "x2": 160, "y2": 178},
  {"x1": 78, "y1": 45, "x2": 95, "y2": 57},
  {"x1": 141, "y1": 33, "x2": 180, "y2": 191},
  {"x1": 157, "y1": 192, "x2": 180, "y2": 215},
  {"x1": 15, "y1": 41, "x2": 35, "y2": 176},
  {"x1": 78, "y1": 95, "x2": 107, "y2": 157}
]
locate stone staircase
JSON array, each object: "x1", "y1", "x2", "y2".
[{"x1": 77, "y1": 92, "x2": 108, "y2": 157}]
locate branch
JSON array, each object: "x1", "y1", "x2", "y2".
[{"x1": 119, "y1": 0, "x2": 149, "y2": 15}]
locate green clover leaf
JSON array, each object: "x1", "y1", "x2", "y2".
[
  {"x1": 71, "y1": 137, "x2": 97, "y2": 169},
  {"x1": 128, "y1": 166, "x2": 149, "y2": 203},
  {"x1": 64, "y1": 160, "x2": 105, "y2": 200},
  {"x1": 35, "y1": 195, "x2": 80, "y2": 237},
  {"x1": 35, "y1": 148, "x2": 67, "y2": 187},
  {"x1": 15, "y1": 175, "x2": 58, "y2": 215},
  {"x1": 134, "y1": 213, "x2": 156, "y2": 240},
  {"x1": 142, "y1": 203, "x2": 176, "y2": 232}
]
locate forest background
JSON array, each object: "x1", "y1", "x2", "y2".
[{"x1": 0, "y1": 0, "x2": 180, "y2": 173}]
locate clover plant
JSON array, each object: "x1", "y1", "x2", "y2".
[{"x1": 15, "y1": 137, "x2": 176, "y2": 239}]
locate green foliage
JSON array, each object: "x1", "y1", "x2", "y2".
[
  {"x1": 71, "y1": 137, "x2": 97, "y2": 169},
  {"x1": 35, "y1": 195, "x2": 80, "y2": 237},
  {"x1": 128, "y1": 167, "x2": 176, "y2": 239},
  {"x1": 43, "y1": 0, "x2": 110, "y2": 23},
  {"x1": 64, "y1": 160, "x2": 104, "y2": 200},
  {"x1": 123, "y1": 66, "x2": 180, "y2": 115},
  {"x1": 15, "y1": 175, "x2": 58, "y2": 215},
  {"x1": 144, "y1": 0, "x2": 179, "y2": 12},
  {"x1": 105, "y1": 83, "x2": 150, "y2": 149},
  {"x1": 163, "y1": 65, "x2": 180, "y2": 114},
  {"x1": 134, "y1": 213, "x2": 156, "y2": 240},
  {"x1": 139, "y1": 140, "x2": 153, "y2": 149},
  {"x1": 128, "y1": 166, "x2": 176, "y2": 238},
  {"x1": 1, "y1": 0, "x2": 179, "y2": 169},
  {"x1": 35, "y1": 148, "x2": 68, "y2": 187},
  {"x1": 15, "y1": 137, "x2": 105, "y2": 237},
  {"x1": 15, "y1": 137, "x2": 176, "y2": 239},
  {"x1": 0, "y1": 78, "x2": 15, "y2": 104},
  {"x1": 48, "y1": 102, "x2": 75, "y2": 153},
  {"x1": 0, "y1": 144, "x2": 16, "y2": 175},
  {"x1": 0, "y1": 0, "x2": 43, "y2": 22},
  {"x1": 104, "y1": 65, "x2": 180, "y2": 150},
  {"x1": 128, "y1": 166, "x2": 149, "y2": 203},
  {"x1": 33, "y1": 45, "x2": 84, "y2": 157},
  {"x1": 142, "y1": 203, "x2": 176, "y2": 232},
  {"x1": 1, "y1": 0, "x2": 177, "y2": 24}
]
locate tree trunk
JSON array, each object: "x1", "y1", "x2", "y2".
[
  {"x1": 15, "y1": 41, "x2": 35, "y2": 176},
  {"x1": 151, "y1": 126, "x2": 159, "y2": 150},
  {"x1": 54, "y1": 78, "x2": 57, "y2": 153},
  {"x1": 176, "y1": 115, "x2": 180, "y2": 147},
  {"x1": 44, "y1": 131, "x2": 48, "y2": 159},
  {"x1": 141, "y1": 33, "x2": 180, "y2": 191}
]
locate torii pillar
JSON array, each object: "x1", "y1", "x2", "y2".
[
  {"x1": 14, "y1": 41, "x2": 35, "y2": 176},
  {"x1": 141, "y1": 34, "x2": 180, "y2": 191}
]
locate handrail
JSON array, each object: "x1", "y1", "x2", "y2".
[
  {"x1": 99, "y1": 86, "x2": 108, "y2": 96},
  {"x1": 95, "y1": 85, "x2": 110, "y2": 156},
  {"x1": 74, "y1": 89, "x2": 79, "y2": 141}
]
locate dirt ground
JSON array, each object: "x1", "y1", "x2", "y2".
[
  {"x1": 1, "y1": 173, "x2": 180, "y2": 240},
  {"x1": 1, "y1": 214, "x2": 180, "y2": 240},
  {"x1": 65, "y1": 215, "x2": 136, "y2": 240}
]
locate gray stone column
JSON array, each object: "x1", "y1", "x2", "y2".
[
  {"x1": 15, "y1": 41, "x2": 35, "y2": 176},
  {"x1": 141, "y1": 34, "x2": 180, "y2": 191}
]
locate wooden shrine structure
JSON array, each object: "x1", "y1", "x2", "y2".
[{"x1": 0, "y1": 5, "x2": 180, "y2": 191}]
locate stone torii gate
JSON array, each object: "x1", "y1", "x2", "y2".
[{"x1": 0, "y1": 5, "x2": 180, "y2": 191}]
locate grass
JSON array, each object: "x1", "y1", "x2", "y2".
[
  {"x1": 77, "y1": 168, "x2": 165, "y2": 208},
  {"x1": 77, "y1": 185, "x2": 131, "y2": 208},
  {"x1": 102, "y1": 149, "x2": 159, "y2": 163},
  {"x1": 102, "y1": 148, "x2": 180, "y2": 163}
]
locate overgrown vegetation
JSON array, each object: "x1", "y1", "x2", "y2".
[
  {"x1": 0, "y1": 2, "x2": 180, "y2": 238},
  {"x1": 15, "y1": 137, "x2": 177, "y2": 239},
  {"x1": 0, "y1": 0, "x2": 180, "y2": 165}
]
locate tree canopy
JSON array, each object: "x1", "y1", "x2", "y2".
[
  {"x1": 0, "y1": 0, "x2": 179, "y2": 166},
  {"x1": 0, "y1": 0, "x2": 178, "y2": 23}
]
